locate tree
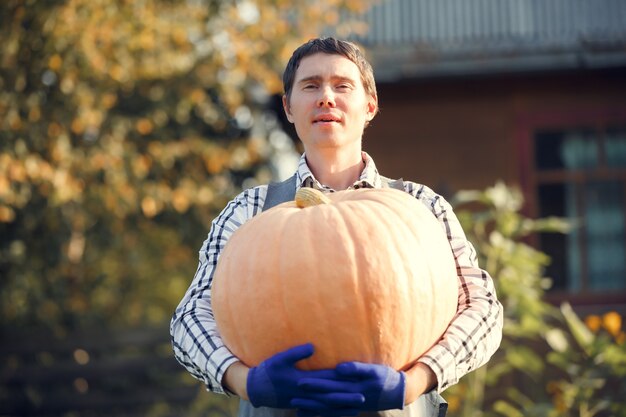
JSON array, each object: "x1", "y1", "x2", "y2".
[{"x1": 0, "y1": 0, "x2": 375, "y2": 335}]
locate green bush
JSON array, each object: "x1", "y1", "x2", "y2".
[{"x1": 447, "y1": 181, "x2": 626, "y2": 417}]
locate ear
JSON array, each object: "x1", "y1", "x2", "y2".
[
  {"x1": 282, "y1": 95, "x2": 294, "y2": 123},
  {"x1": 366, "y1": 94, "x2": 378, "y2": 121}
]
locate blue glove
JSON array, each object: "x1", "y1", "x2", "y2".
[
  {"x1": 246, "y1": 344, "x2": 364, "y2": 410},
  {"x1": 293, "y1": 361, "x2": 406, "y2": 415}
]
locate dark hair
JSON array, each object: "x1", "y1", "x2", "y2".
[{"x1": 282, "y1": 38, "x2": 377, "y2": 106}]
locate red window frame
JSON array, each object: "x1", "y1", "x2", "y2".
[{"x1": 516, "y1": 107, "x2": 626, "y2": 307}]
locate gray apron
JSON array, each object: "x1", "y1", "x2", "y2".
[
  {"x1": 244, "y1": 174, "x2": 448, "y2": 417},
  {"x1": 239, "y1": 391, "x2": 447, "y2": 417},
  {"x1": 261, "y1": 174, "x2": 406, "y2": 211}
]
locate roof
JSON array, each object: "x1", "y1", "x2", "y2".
[{"x1": 349, "y1": 0, "x2": 626, "y2": 80}]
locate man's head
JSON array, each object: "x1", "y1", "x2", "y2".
[
  {"x1": 283, "y1": 37, "x2": 377, "y2": 116},
  {"x1": 281, "y1": 38, "x2": 378, "y2": 153}
]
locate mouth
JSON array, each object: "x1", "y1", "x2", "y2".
[{"x1": 313, "y1": 114, "x2": 342, "y2": 124}]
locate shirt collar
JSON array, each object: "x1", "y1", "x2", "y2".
[{"x1": 295, "y1": 152, "x2": 383, "y2": 192}]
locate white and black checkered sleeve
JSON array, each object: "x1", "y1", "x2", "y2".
[{"x1": 170, "y1": 185, "x2": 267, "y2": 394}]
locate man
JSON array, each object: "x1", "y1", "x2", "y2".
[{"x1": 171, "y1": 37, "x2": 503, "y2": 417}]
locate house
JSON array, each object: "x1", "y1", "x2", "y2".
[{"x1": 349, "y1": 0, "x2": 626, "y2": 312}]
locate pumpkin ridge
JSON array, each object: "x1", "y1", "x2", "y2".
[
  {"x1": 354, "y1": 199, "x2": 402, "y2": 367},
  {"x1": 239, "y1": 226, "x2": 260, "y2": 364},
  {"x1": 215, "y1": 228, "x2": 250, "y2": 365},
  {"x1": 384, "y1": 195, "x2": 429, "y2": 363},
  {"x1": 335, "y1": 201, "x2": 375, "y2": 364},
  {"x1": 313, "y1": 203, "x2": 348, "y2": 369},
  {"x1": 322, "y1": 203, "x2": 345, "y2": 367},
  {"x1": 282, "y1": 204, "x2": 334, "y2": 369},
  {"x1": 363, "y1": 193, "x2": 437, "y2": 367},
  {"x1": 383, "y1": 204, "x2": 421, "y2": 366},
  {"x1": 277, "y1": 209, "x2": 305, "y2": 365}
]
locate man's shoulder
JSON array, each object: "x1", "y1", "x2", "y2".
[
  {"x1": 376, "y1": 176, "x2": 432, "y2": 197},
  {"x1": 221, "y1": 183, "x2": 270, "y2": 214},
  {"x1": 402, "y1": 180, "x2": 437, "y2": 197},
  {"x1": 394, "y1": 179, "x2": 448, "y2": 209}
]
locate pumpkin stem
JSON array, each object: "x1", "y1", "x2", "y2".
[{"x1": 295, "y1": 188, "x2": 331, "y2": 208}]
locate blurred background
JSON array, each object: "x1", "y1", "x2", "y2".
[{"x1": 1, "y1": 0, "x2": 625, "y2": 416}]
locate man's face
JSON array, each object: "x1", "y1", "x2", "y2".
[{"x1": 282, "y1": 53, "x2": 377, "y2": 152}]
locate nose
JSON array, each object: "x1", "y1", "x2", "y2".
[{"x1": 317, "y1": 87, "x2": 336, "y2": 108}]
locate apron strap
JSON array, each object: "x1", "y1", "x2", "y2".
[
  {"x1": 381, "y1": 176, "x2": 405, "y2": 191},
  {"x1": 262, "y1": 174, "x2": 297, "y2": 211}
]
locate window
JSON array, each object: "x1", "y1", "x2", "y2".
[{"x1": 532, "y1": 125, "x2": 626, "y2": 296}]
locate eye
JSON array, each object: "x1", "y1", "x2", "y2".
[
  {"x1": 336, "y1": 83, "x2": 352, "y2": 90},
  {"x1": 303, "y1": 84, "x2": 318, "y2": 90}
]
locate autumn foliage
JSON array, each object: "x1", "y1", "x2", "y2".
[{"x1": 0, "y1": 0, "x2": 374, "y2": 334}]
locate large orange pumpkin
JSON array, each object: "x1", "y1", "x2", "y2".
[{"x1": 212, "y1": 187, "x2": 458, "y2": 371}]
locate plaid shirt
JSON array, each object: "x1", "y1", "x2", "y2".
[{"x1": 170, "y1": 152, "x2": 503, "y2": 395}]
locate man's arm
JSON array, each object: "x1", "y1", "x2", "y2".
[
  {"x1": 170, "y1": 187, "x2": 264, "y2": 394},
  {"x1": 223, "y1": 361, "x2": 250, "y2": 399},
  {"x1": 403, "y1": 362, "x2": 438, "y2": 404}
]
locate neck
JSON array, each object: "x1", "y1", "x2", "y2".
[{"x1": 304, "y1": 145, "x2": 364, "y2": 190}]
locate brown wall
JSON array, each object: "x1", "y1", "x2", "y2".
[{"x1": 364, "y1": 68, "x2": 626, "y2": 199}]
